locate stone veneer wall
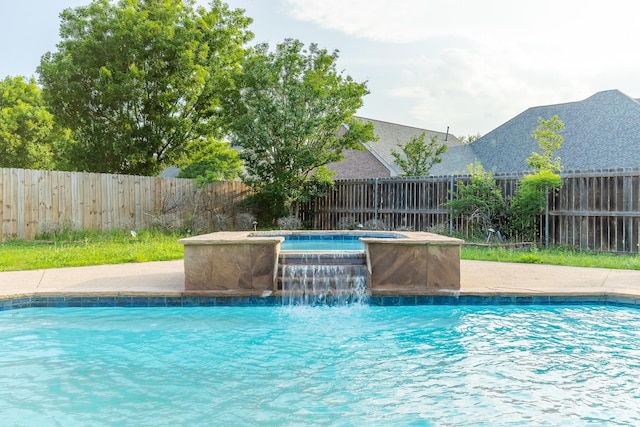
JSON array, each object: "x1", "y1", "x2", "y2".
[
  {"x1": 180, "y1": 231, "x2": 463, "y2": 295},
  {"x1": 180, "y1": 232, "x2": 282, "y2": 293},
  {"x1": 364, "y1": 237, "x2": 461, "y2": 295}
]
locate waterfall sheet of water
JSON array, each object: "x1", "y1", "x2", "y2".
[{"x1": 281, "y1": 263, "x2": 369, "y2": 306}]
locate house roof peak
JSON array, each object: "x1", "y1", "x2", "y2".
[{"x1": 355, "y1": 116, "x2": 452, "y2": 137}]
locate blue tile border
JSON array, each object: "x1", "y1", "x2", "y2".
[{"x1": 0, "y1": 294, "x2": 639, "y2": 311}]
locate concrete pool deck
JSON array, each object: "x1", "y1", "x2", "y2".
[{"x1": 2, "y1": 259, "x2": 640, "y2": 299}]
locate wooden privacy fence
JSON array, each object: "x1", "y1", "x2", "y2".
[
  {"x1": 548, "y1": 169, "x2": 640, "y2": 253},
  {"x1": 5, "y1": 167, "x2": 640, "y2": 252},
  {"x1": 0, "y1": 168, "x2": 251, "y2": 241},
  {"x1": 303, "y1": 175, "x2": 521, "y2": 233},
  {"x1": 303, "y1": 169, "x2": 640, "y2": 253}
]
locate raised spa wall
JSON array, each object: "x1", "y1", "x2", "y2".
[{"x1": 179, "y1": 231, "x2": 463, "y2": 296}]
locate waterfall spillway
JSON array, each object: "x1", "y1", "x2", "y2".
[{"x1": 279, "y1": 252, "x2": 369, "y2": 306}]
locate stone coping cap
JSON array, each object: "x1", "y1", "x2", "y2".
[
  {"x1": 179, "y1": 231, "x2": 283, "y2": 245},
  {"x1": 180, "y1": 230, "x2": 463, "y2": 246},
  {"x1": 361, "y1": 231, "x2": 463, "y2": 246}
]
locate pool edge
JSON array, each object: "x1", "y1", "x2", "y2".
[{"x1": 2, "y1": 290, "x2": 639, "y2": 311}]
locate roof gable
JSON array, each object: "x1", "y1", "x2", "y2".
[
  {"x1": 329, "y1": 117, "x2": 471, "y2": 178},
  {"x1": 326, "y1": 148, "x2": 391, "y2": 179},
  {"x1": 357, "y1": 117, "x2": 463, "y2": 176}
]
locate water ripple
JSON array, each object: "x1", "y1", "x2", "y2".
[{"x1": 1, "y1": 305, "x2": 640, "y2": 425}]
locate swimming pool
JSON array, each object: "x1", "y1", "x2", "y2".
[
  {"x1": 278, "y1": 233, "x2": 399, "y2": 252},
  {"x1": 1, "y1": 304, "x2": 639, "y2": 425}
]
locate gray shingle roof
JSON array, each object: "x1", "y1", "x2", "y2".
[
  {"x1": 326, "y1": 148, "x2": 391, "y2": 179},
  {"x1": 470, "y1": 89, "x2": 640, "y2": 173},
  {"x1": 430, "y1": 144, "x2": 477, "y2": 176}
]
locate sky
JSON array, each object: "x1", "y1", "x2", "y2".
[{"x1": 2, "y1": 0, "x2": 640, "y2": 137}]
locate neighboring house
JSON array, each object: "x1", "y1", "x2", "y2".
[
  {"x1": 467, "y1": 89, "x2": 640, "y2": 174},
  {"x1": 328, "y1": 118, "x2": 469, "y2": 179}
]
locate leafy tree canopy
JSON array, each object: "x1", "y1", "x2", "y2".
[
  {"x1": 226, "y1": 39, "x2": 375, "y2": 220},
  {"x1": 38, "y1": 0, "x2": 252, "y2": 175},
  {"x1": 391, "y1": 132, "x2": 447, "y2": 176},
  {"x1": 177, "y1": 137, "x2": 242, "y2": 185},
  {"x1": 0, "y1": 76, "x2": 71, "y2": 169}
]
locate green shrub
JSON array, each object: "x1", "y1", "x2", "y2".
[
  {"x1": 447, "y1": 162, "x2": 509, "y2": 240},
  {"x1": 509, "y1": 169, "x2": 562, "y2": 240},
  {"x1": 277, "y1": 216, "x2": 303, "y2": 230}
]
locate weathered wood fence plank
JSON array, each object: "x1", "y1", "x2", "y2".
[{"x1": 0, "y1": 168, "x2": 251, "y2": 241}]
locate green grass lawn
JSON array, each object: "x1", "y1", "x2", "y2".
[
  {"x1": 0, "y1": 229, "x2": 186, "y2": 272},
  {"x1": 462, "y1": 245, "x2": 640, "y2": 270},
  {"x1": 2, "y1": 229, "x2": 640, "y2": 272}
]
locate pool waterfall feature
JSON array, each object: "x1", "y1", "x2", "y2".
[
  {"x1": 279, "y1": 251, "x2": 369, "y2": 305},
  {"x1": 179, "y1": 230, "x2": 463, "y2": 301}
]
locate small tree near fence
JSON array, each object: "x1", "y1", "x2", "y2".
[
  {"x1": 509, "y1": 115, "x2": 563, "y2": 241},
  {"x1": 391, "y1": 133, "x2": 447, "y2": 177}
]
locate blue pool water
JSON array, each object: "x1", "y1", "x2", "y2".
[
  {"x1": 1, "y1": 305, "x2": 640, "y2": 426},
  {"x1": 281, "y1": 237, "x2": 364, "y2": 251},
  {"x1": 279, "y1": 234, "x2": 398, "y2": 251}
]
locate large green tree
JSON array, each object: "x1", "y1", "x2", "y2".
[
  {"x1": 391, "y1": 132, "x2": 447, "y2": 176},
  {"x1": 38, "y1": 0, "x2": 252, "y2": 175},
  {"x1": 0, "y1": 76, "x2": 71, "y2": 169},
  {"x1": 226, "y1": 39, "x2": 375, "y2": 220}
]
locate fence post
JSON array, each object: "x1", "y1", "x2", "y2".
[
  {"x1": 449, "y1": 175, "x2": 454, "y2": 235},
  {"x1": 374, "y1": 178, "x2": 379, "y2": 221},
  {"x1": 545, "y1": 186, "x2": 549, "y2": 248}
]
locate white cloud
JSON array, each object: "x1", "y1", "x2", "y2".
[
  {"x1": 284, "y1": 0, "x2": 485, "y2": 43},
  {"x1": 282, "y1": 0, "x2": 640, "y2": 84},
  {"x1": 280, "y1": 0, "x2": 640, "y2": 134},
  {"x1": 283, "y1": 0, "x2": 639, "y2": 48}
]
